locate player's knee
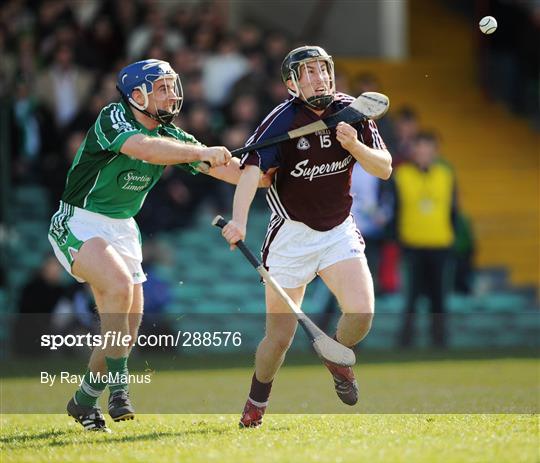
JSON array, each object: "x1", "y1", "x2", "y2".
[
  {"x1": 343, "y1": 298, "x2": 374, "y2": 316},
  {"x1": 358, "y1": 312, "x2": 374, "y2": 335},
  {"x1": 345, "y1": 312, "x2": 374, "y2": 335},
  {"x1": 102, "y1": 273, "x2": 133, "y2": 311}
]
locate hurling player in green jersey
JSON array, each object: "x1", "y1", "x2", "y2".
[{"x1": 48, "y1": 59, "x2": 270, "y2": 432}]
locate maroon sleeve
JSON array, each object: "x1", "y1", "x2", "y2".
[
  {"x1": 240, "y1": 152, "x2": 261, "y2": 169},
  {"x1": 238, "y1": 100, "x2": 295, "y2": 172},
  {"x1": 358, "y1": 120, "x2": 387, "y2": 150}
]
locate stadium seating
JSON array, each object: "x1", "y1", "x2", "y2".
[
  {"x1": 8, "y1": 186, "x2": 57, "y2": 297},
  {"x1": 5, "y1": 183, "x2": 538, "y2": 350},
  {"x1": 160, "y1": 208, "x2": 539, "y2": 349}
]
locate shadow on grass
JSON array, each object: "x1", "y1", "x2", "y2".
[
  {"x1": 2, "y1": 423, "x2": 293, "y2": 449},
  {"x1": 46, "y1": 428, "x2": 230, "y2": 447},
  {"x1": 0, "y1": 428, "x2": 69, "y2": 444}
]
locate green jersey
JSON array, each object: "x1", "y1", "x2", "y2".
[{"x1": 61, "y1": 100, "x2": 201, "y2": 218}]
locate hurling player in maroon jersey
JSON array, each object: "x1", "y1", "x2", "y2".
[{"x1": 222, "y1": 46, "x2": 392, "y2": 428}]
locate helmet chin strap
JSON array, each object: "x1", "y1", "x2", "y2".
[
  {"x1": 118, "y1": 91, "x2": 176, "y2": 125},
  {"x1": 287, "y1": 83, "x2": 334, "y2": 110},
  {"x1": 137, "y1": 106, "x2": 175, "y2": 125},
  {"x1": 131, "y1": 104, "x2": 175, "y2": 124},
  {"x1": 155, "y1": 109, "x2": 175, "y2": 124},
  {"x1": 306, "y1": 94, "x2": 334, "y2": 110},
  {"x1": 288, "y1": 70, "x2": 334, "y2": 110},
  {"x1": 137, "y1": 105, "x2": 173, "y2": 124}
]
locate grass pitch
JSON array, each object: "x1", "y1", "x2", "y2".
[
  {"x1": 1, "y1": 414, "x2": 537, "y2": 463},
  {"x1": 1, "y1": 353, "x2": 538, "y2": 462}
]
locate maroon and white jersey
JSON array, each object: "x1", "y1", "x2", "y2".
[{"x1": 241, "y1": 93, "x2": 386, "y2": 231}]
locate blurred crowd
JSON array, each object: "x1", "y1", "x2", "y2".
[
  {"x1": 1, "y1": 0, "x2": 295, "y2": 233},
  {"x1": 2, "y1": 0, "x2": 481, "y2": 350}
]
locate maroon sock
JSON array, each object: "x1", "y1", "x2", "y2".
[{"x1": 249, "y1": 372, "x2": 273, "y2": 404}]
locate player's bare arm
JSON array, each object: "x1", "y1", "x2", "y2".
[
  {"x1": 222, "y1": 165, "x2": 261, "y2": 248},
  {"x1": 121, "y1": 134, "x2": 231, "y2": 167},
  {"x1": 206, "y1": 157, "x2": 273, "y2": 188},
  {"x1": 336, "y1": 121, "x2": 392, "y2": 180}
]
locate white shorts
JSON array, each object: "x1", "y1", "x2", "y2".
[
  {"x1": 48, "y1": 201, "x2": 146, "y2": 284},
  {"x1": 261, "y1": 214, "x2": 366, "y2": 288}
]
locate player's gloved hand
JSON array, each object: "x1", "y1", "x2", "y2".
[
  {"x1": 200, "y1": 146, "x2": 232, "y2": 167},
  {"x1": 336, "y1": 122, "x2": 359, "y2": 152},
  {"x1": 222, "y1": 220, "x2": 246, "y2": 250}
]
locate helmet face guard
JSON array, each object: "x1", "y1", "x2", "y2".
[
  {"x1": 281, "y1": 46, "x2": 335, "y2": 110},
  {"x1": 117, "y1": 59, "x2": 183, "y2": 124},
  {"x1": 131, "y1": 73, "x2": 183, "y2": 124}
]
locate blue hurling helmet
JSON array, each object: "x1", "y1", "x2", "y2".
[{"x1": 116, "y1": 59, "x2": 183, "y2": 124}]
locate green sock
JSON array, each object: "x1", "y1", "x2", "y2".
[
  {"x1": 74, "y1": 369, "x2": 107, "y2": 407},
  {"x1": 106, "y1": 356, "x2": 129, "y2": 394}
]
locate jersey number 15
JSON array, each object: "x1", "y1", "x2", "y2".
[{"x1": 320, "y1": 134, "x2": 332, "y2": 148}]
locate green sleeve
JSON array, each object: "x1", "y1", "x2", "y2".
[
  {"x1": 95, "y1": 103, "x2": 141, "y2": 154},
  {"x1": 164, "y1": 125, "x2": 206, "y2": 175}
]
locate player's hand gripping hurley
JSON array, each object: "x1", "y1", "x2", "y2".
[
  {"x1": 212, "y1": 215, "x2": 356, "y2": 367},
  {"x1": 200, "y1": 92, "x2": 389, "y2": 171},
  {"x1": 231, "y1": 91, "x2": 388, "y2": 155}
]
